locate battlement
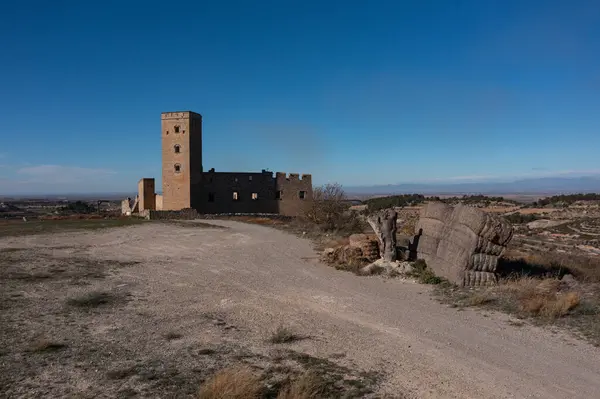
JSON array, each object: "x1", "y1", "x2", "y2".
[
  {"x1": 161, "y1": 111, "x2": 202, "y2": 120},
  {"x1": 275, "y1": 172, "x2": 312, "y2": 183},
  {"x1": 131, "y1": 111, "x2": 315, "y2": 217}
]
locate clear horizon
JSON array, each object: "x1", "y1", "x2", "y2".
[{"x1": 1, "y1": 1, "x2": 600, "y2": 195}]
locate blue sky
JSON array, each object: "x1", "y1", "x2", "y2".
[{"x1": 1, "y1": 0, "x2": 599, "y2": 194}]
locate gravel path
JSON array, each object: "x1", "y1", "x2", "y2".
[{"x1": 3, "y1": 220, "x2": 600, "y2": 398}]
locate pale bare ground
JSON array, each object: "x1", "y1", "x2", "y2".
[{"x1": 2, "y1": 221, "x2": 600, "y2": 398}]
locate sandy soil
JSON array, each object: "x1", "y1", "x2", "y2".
[{"x1": 2, "y1": 220, "x2": 600, "y2": 398}]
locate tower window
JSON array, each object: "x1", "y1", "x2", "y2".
[
  {"x1": 249, "y1": 176, "x2": 253, "y2": 181},
  {"x1": 251, "y1": 193, "x2": 258, "y2": 200},
  {"x1": 233, "y1": 191, "x2": 239, "y2": 201},
  {"x1": 174, "y1": 144, "x2": 181, "y2": 153},
  {"x1": 174, "y1": 126, "x2": 180, "y2": 133},
  {"x1": 174, "y1": 164, "x2": 181, "y2": 173},
  {"x1": 299, "y1": 191, "x2": 306, "y2": 199},
  {"x1": 208, "y1": 192, "x2": 215, "y2": 202},
  {"x1": 234, "y1": 177, "x2": 238, "y2": 183},
  {"x1": 276, "y1": 190, "x2": 282, "y2": 200}
]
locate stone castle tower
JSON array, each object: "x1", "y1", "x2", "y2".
[{"x1": 161, "y1": 111, "x2": 203, "y2": 210}]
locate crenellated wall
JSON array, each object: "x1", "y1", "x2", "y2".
[
  {"x1": 128, "y1": 111, "x2": 314, "y2": 217},
  {"x1": 275, "y1": 173, "x2": 313, "y2": 216}
]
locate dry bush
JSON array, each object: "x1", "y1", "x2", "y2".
[
  {"x1": 27, "y1": 339, "x2": 66, "y2": 353},
  {"x1": 503, "y1": 278, "x2": 580, "y2": 319},
  {"x1": 198, "y1": 366, "x2": 263, "y2": 399},
  {"x1": 499, "y1": 250, "x2": 600, "y2": 283},
  {"x1": 304, "y1": 183, "x2": 363, "y2": 234},
  {"x1": 467, "y1": 292, "x2": 495, "y2": 307},
  {"x1": 66, "y1": 291, "x2": 121, "y2": 308},
  {"x1": 269, "y1": 326, "x2": 303, "y2": 344},
  {"x1": 277, "y1": 371, "x2": 325, "y2": 399}
]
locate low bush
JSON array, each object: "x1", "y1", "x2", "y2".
[{"x1": 198, "y1": 366, "x2": 263, "y2": 399}]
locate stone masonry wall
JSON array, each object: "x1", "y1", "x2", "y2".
[{"x1": 276, "y1": 173, "x2": 313, "y2": 217}]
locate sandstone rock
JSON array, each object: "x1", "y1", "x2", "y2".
[
  {"x1": 414, "y1": 202, "x2": 513, "y2": 287},
  {"x1": 360, "y1": 259, "x2": 414, "y2": 277},
  {"x1": 367, "y1": 209, "x2": 398, "y2": 262},
  {"x1": 561, "y1": 274, "x2": 577, "y2": 286},
  {"x1": 348, "y1": 234, "x2": 380, "y2": 262}
]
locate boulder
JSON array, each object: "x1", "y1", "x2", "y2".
[
  {"x1": 413, "y1": 202, "x2": 513, "y2": 286},
  {"x1": 360, "y1": 259, "x2": 415, "y2": 277}
]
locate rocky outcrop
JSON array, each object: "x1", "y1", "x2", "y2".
[
  {"x1": 414, "y1": 202, "x2": 513, "y2": 286},
  {"x1": 348, "y1": 234, "x2": 380, "y2": 262},
  {"x1": 367, "y1": 209, "x2": 398, "y2": 262}
]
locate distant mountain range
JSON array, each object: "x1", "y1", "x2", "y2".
[{"x1": 345, "y1": 176, "x2": 600, "y2": 196}]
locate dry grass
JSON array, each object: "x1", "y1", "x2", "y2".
[
  {"x1": 66, "y1": 291, "x2": 123, "y2": 308},
  {"x1": 434, "y1": 274, "x2": 600, "y2": 345},
  {"x1": 504, "y1": 278, "x2": 581, "y2": 319},
  {"x1": 269, "y1": 326, "x2": 303, "y2": 344},
  {"x1": 499, "y1": 250, "x2": 600, "y2": 283},
  {"x1": 467, "y1": 292, "x2": 495, "y2": 307},
  {"x1": 277, "y1": 371, "x2": 325, "y2": 399},
  {"x1": 27, "y1": 339, "x2": 67, "y2": 353},
  {"x1": 163, "y1": 331, "x2": 183, "y2": 340},
  {"x1": 198, "y1": 366, "x2": 263, "y2": 399}
]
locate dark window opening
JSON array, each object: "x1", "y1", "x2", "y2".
[
  {"x1": 166, "y1": 130, "x2": 169, "y2": 135},
  {"x1": 233, "y1": 191, "x2": 239, "y2": 201},
  {"x1": 174, "y1": 126, "x2": 180, "y2": 133},
  {"x1": 174, "y1": 144, "x2": 181, "y2": 153},
  {"x1": 208, "y1": 192, "x2": 215, "y2": 202},
  {"x1": 299, "y1": 191, "x2": 306, "y2": 199},
  {"x1": 276, "y1": 190, "x2": 282, "y2": 200},
  {"x1": 174, "y1": 164, "x2": 181, "y2": 173},
  {"x1": 251, "y1": 193, "x2": 258, "y2": 200}
]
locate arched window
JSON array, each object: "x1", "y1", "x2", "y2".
[
  {"x1": 174, "y1": 126, "x2": 180, "y2": 133},
  {"x1": 174, "y1": 144, "x2": 181, "y2": 153},
  {"x1": 174, "y1": 164, "x2": 181, "y2": 173}
]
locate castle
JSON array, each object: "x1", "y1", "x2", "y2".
[{"x1": 122, "y1": 111, "x2": 313, "y2": 216}]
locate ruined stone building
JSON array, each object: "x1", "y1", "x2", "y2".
[{"x1": 123, "y1": 111, "x2": 313, "y2": 216}]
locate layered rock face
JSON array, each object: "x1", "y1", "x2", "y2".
[{"x1": 414, "y1": 202, "x2": 513, "y2": 286}]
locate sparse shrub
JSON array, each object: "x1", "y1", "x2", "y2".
[
  {"x1": 164, "y1": 332, "x2": 183, "y2": 340},
  {"x1": 499, "y1": 251, "x2": 600, "y2": 283},
  {"x1": 269, "y1": 326, "x2": 302, "y2": 344},
  {"x1": 508, "y1": 278, "x2": 581, "y2": 319},
  {"x1": 418, "y1": 269, "x2": 444, "y2": 285},
  {"x1": 27, "y1": 339, "x2": 66, "y2": 353},
  {"x1": 406, "y1": 259, "x2": 444, "y2": 284},
  {"x1": 277, "y1": 371, "x2": 326, "y2": 399},
  {"x1": 198, "y1": 366, "x2": 263, "y2": 399},
  {"x1": 412, "y1": 259, "x2": 427, "y2": 273},
  {"x1": 503, "y1": 213, "x2": 540, "y2": 224},
  {"x1": 66, "y1": 291, "x2": 120, "y2": 308},
  {"x1": 304, "y1": 183, "x2": 364, "y2": 234},
  {"x1": 467, "y1": 293, "x2": 495, "y2": 306}
]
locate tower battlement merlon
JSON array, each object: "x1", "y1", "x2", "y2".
[
  {"x1": 275, "y1": 172, "x2": 312, "y2": 182},
  {"x1": 161, "y1": 111, "x2": 203, "y2": 120}
]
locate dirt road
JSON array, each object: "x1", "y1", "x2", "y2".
[{"x1": 3, "y1": 220, "x2": 600, "y2": 398}]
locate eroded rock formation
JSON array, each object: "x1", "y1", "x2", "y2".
[
  {"x1": 367, "y1": 209, "x2": 398, "y2": 262},
  {"x1": 414, "y1": 202, "x2": 513, "y2": 286}
]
